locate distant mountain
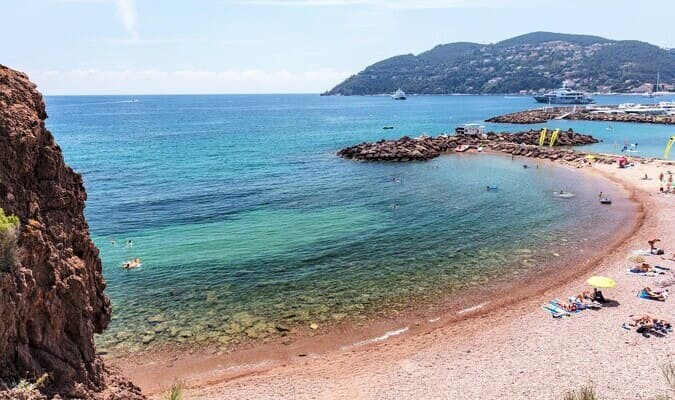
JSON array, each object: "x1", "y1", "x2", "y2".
[{"x1": 324, "y1": 32, "x2": 675, "y2": 95}]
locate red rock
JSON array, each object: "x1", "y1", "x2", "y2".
[{"x1": 0, "y1": 65, "x2": 144, "y2": 399}]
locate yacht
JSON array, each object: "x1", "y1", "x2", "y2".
[
  {"x1": 391, "y1": 88, "x2": 406, "y2": 100},
  {"x1": 533, "y1": 84, "x2": 594, "y2": 104}
]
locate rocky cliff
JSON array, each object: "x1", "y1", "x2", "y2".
[{"x1": 0, "y1": 65, "x2": 144, "y2": 399}]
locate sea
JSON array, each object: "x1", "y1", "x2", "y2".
[{"x1": 43, "y1": 94, "x2": 668, "y2": 352}]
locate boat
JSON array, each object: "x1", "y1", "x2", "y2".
[
  {"x1": 382, "y1": 126, "x2": 394, "y2": 130},
  {"x1": 600, "y1": 198, "x2": 612, "y2": 205},
  {"x1": 391, "y1": 89, "x2": 406, "y2": 100},
  {"x1": 455, "y1": 123, "x2": 486, "y2": 136},
  {"x1": 455, "y1": 144, "x2": 472, "y2": 152},
  {"x1": 533, "y1": 84, "x2": 594, "y2": 104}
]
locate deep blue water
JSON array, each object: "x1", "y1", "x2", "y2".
[{"x1": 42, "y1": 94, "x2": 655, "y2": 350}]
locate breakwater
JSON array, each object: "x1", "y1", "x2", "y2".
[
  {"x1": 337, "y1": 130, "x2": 600, "y2": 162},
  {"x1": 487, "y1": 107, "x2": 675, "y2": 125}
]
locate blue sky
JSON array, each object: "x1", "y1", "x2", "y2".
[{"x1": 3, "y1": 0, "x2": 673, "y2": 94}]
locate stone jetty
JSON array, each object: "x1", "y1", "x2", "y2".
[
  {"x1": 337, "y1": 129, "x2": 599, "y2": 162},
  {"x1": 487, "y1": 107, "x2": 675, "y2": 125}
]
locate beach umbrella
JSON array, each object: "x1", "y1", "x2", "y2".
[{"x1": 586, "y1": 276, "x2": 616, "y2": 288}]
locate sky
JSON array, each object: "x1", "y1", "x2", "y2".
[{"x1": 2, "y1": 0, "x2": 674, "y2": 95}]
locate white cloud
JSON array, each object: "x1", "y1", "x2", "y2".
[
  {"x1": 25, "y1": 68, "x2": 352, "y2": 95},
  {"x1": 114, "y1": 0, "x2": 138, "y2": 38},
  {"x1": 55, "y1": 0, "x2": 139, "y2": 38}
]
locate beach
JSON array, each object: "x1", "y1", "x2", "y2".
[{"x1": 113, "y1": 155, "x2": 674, "y2": 400}]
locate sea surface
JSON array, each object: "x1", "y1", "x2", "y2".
[{"x1": 43, "y1": 94, "x2": 664, "y2": 351}]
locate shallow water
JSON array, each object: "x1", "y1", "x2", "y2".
[{"x1": 43, "y1": 94, "x2": 647, "y2": 351}]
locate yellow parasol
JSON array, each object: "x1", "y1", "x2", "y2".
[
  {"x1": 586, "y1": 276, "x2": 616, "y2": 288},
  {"x1": 584, "y1": 154, "x2": 596, "y2": 160}
]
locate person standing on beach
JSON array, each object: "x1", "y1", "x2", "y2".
[{"x1": 648, "y1": 238, "x2": 661, "y2": 254}]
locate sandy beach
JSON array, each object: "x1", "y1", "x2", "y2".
[{"x1": 122, "y1": 155, "x2": 675, "y2": 400}]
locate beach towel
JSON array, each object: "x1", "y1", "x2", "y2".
[
  {"x1": 542, "y1": 305, "x2": 568, "y2": 318},
  {"x1": 627, "y1": 269, "x2": 665, "y2": 277},
  {"x1": 632, "y1": 249, "x2": 652, "y2": 256},
  {"x1": 637, "y1": 289, "x2": 669, "y2": 301}
]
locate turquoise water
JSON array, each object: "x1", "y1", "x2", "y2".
[{"x1": 43, "y1": 94, "x2": 652, "y2": 350}]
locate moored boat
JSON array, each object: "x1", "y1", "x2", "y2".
[
  {"x1": 391, "y1": 88, "x2": 406, "y2": 100},
  {"x1": 533, "y1": 84, "x2": 594, "y2": 104}
]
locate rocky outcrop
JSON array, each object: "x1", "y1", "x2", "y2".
[
  {"x1": 0, "y1": 65, "x2": 144, "y2": 398},
  {"x1": 337, "y1": 129, "x2": 598, "y2": 162},
  {"x1": 487, "y1": 107, "x2": 675, "y2": 125}
]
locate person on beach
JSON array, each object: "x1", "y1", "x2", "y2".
[
  {"x1": 659, "y1": 172, "x2": 665, "y2": 182},
  {"x1": 648, "y1": 239, "x2": 661, "y2": 254},
  {"x1": 644, "y1": 287, "x2": 669, "y2": 301},
  {"x1": 633, "y1": 263, "x2": 656, "y2": 273}
]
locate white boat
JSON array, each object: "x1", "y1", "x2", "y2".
[
  {"x1": 533, "y1": 83, "x2": 594, "y2": 104},
  {"x1": 455, "y1": 123, "x2": 486, "y2": 136},
  {"x1": 391, "y1": 89, "x2": 406, "y2": 100}
]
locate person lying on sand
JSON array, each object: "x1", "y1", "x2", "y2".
[
  {"x1": 644, "y1": 287, "x2": 669, "y2": 301},
  {"x1": 628, "y1": 314, "x2": 655, "y2": 327},
  {"x1": 633, "y1": 263, "x2": 655, "y2": 273},
  {"x1": 552, "y1": 299, "x2": 578, "y2": 312}
]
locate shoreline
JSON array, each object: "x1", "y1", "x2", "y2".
[
  {"x1": 181, "y1": 156, "x2": 673, "y2": 399},
  {"x1": 108, "y1": 151, "x2": 662, "y2": 398}
]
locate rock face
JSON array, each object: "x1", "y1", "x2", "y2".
[
  {"x1": 338, "y1": 130, "x2": 598, "y2": 162},
  {"x1": 0, "y1": 65, "x2": 144, "y2": 398}
]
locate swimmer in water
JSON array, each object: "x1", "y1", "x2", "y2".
[{"x1": 126, "y1": 239, "x2": 133, "y2": 248}]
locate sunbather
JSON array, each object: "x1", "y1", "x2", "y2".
[
  {"x1": 643, "y1": 287, "x2": 669, "y2": 301},
  {"x1": 552, "y1": 299, "x2": 578, "y2": 312},
  {"x1": 632, "y1": 263, "x2": 655, "y2": 273}
]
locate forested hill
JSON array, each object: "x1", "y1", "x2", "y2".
[{"x1": 324, "y1": 32, "x2": 675, "y2": 95}]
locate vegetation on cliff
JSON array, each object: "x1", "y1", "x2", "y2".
[
  {"x1": 324, "y1": 32, "x2": 675, "y2": 95},
  {"x1": 0, "y1": 208, "x2": 19, "y2": 272}
]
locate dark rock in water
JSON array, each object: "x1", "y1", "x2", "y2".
[
  {"x1": 337, "y1": 129, "x2": 598, "y2": 162},
  {"x1": 487, "y1": 107, "x2": 675, "y2": 125},
  {"x1": 0, "y1": 65, "x2": 144, "y2": 399}
]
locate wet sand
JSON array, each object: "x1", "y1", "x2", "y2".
[{"x1": 117, "y1": 156, "x2": 675, "y2": 399}]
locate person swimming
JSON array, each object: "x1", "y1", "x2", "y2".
[
  {"x1": 126, "y1": 239, "x2": 133, "y2": 248},
  {"x1": 123, "y1": 258, "x2": 141, "y2": 269}
]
